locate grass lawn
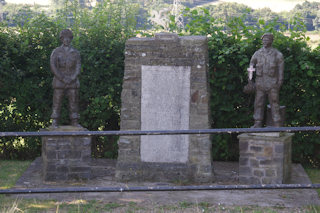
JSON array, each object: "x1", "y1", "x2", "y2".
[
  {"x1": 0, "y1": 160, "x2": 31, "y2": 189},
  {"x1": 305, "y1": 31, "x2": 320, "y2": 49},
  {"x1": 306, "y1": 167, "x2": 320, "y2": 197},
  {"x1": 0, "y1": 160, "x2": 319, "y2": 212}
]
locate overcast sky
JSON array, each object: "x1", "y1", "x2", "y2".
[
  {"x1": 5, "y1": 0, "x2": 320, "y2": 12},
  {"x1": 6, "y1": 0, "x2": 50, "y2": 5}
]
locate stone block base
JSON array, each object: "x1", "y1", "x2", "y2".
[
  {"x1": 41, "y1": 126, "x2": 91, "y2": 181},
  {"x1": 238, "y1": 133, "x2": 293, "y2": 184},
  {"x1": 115, "y1": 161, "x2": 213, "y2": 183}
]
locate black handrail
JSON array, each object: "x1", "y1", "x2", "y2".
[
  {"x1": 1, "y1": 126, "x2": 319, "y2": 195},
  {"x1": 0, "y1": 126, "x2": 319, "y2": 137},
  {"x1": 1, "y1": 184, "x2": 320, "y2": 194}
]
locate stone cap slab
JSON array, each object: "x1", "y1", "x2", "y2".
[
  {"x1": 126, "y1": 33, "x2": 207, "y2": 46},
  {"x1": 43, "y1": 125, "x2": 87, "y2": 132},
  {"x1": 249, "y1": 132, "x2": 284, "y2": 137},
  {"x1": 155, "y1": 32, "x2": 179, "y2": 41},
  {"x1": 237, "y1": 133, "x2": 294, "y2": 141}
]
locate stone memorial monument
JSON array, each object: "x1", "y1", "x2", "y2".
[
  {"x1": 116, "y1": 33, "x2": 213, "y2": 183},
  {"x1": 239, "y1": 33, "x2": 293, "y2": 184},
  {"x1": 42, "y1": 29, "x2": 91, "y2": 181}
]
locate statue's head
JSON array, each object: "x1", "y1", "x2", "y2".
[
  {"x1": 59, "y1": 29, "x2": 73, "y2": 46},
  {"x1": 261, "y1": 33, "x2": 273, "y2": 48}
]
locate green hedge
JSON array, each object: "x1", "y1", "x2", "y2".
[
  {"x1": 0, "y1": 1, "x2": 137, "y2": 159},
  {"x1": 181, "y1": 9, "x2": 320, "y2": 167},
  {"x1": 0, "y1": 5, "x2": 319, "y2": 167}
]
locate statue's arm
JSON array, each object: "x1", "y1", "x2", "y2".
[
  {"x1": 249, "y1": 51, "x2": 258, "y2": 67},
  {"x1": 248, "y1": 51, "x2": 258, "y2": 81},
  {"x1": 71, "y1": 51, "x2": 81, "y2": 81},
  {"x1": 50, "y1": 50, "x2": 64, "y2": 81},
  {"x1": 278, "y1": 53, "x2": 284, "y2": 87}
]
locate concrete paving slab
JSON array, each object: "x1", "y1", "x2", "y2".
[{"x1": 12, "y1": 158, "x2": 320, "y2": 207}]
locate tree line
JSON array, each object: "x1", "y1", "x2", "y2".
[{"x1": 2, "y1": 1, "x2": 320, "y2": 31}]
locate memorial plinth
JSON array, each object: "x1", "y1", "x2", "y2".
[
  {"x1": 238, "y1": 133, "x2": 293, "y2": 184},
  {"x1": 42, "y1": 126, "x2": 91, "y2": 181},
  {"x1": 116, "y1": 33, "x2": 213, "y2": 183}
]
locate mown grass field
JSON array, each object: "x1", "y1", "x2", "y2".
[
  {"x1": 305, "y1": 31, "x2": 320, "y2": 49},
  {"x1": 0, "y1": 160, "x2": 319, "y2": 212},
  {"x1": 203, "y1": 0, "x2": 320, "y2": 12},
  {"x1": 0, "y1": 161, "x2": 31, "y2": 190}
]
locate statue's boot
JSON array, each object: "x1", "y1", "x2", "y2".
[
  {"x1": 71, "y1": 119, "x2": 82, "y2": 128},
  {"x1": 51, "y1": 119, "x2": 59, "y2": 128},
  {"x1": 251, "y1": 121, "x2": 262, "y2": 128},
  {"x1": 273, "y1": 122, "x2": 281, "y2": 127}
]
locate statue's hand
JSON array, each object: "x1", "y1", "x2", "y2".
[
  {"x1": 243, "y1": 80, "x2": 255, "y2": 94},
  {"x1": 63, "y1": 76, "x2": 72, "y2": 84}
]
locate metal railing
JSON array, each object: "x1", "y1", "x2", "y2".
[
  {"x1": 0, "y1": 126, "x2": 319, "y2": 194},
  {"x1": 0, "y1": 126, "x2": 320, "y2": 137},
  {"x1": 1, "y1": 184, "x2": 320, "y2": 194}
]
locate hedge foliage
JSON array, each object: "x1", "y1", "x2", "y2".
[
  {"x1": 0, "y1": 4, "x2": 319, "y2": 167},
  {"x1": 0, "y1": 1, "x2": 137, "y2": 159},
  {"x1": 180, "y1": 8, "x2": 320, "y2": 167}
]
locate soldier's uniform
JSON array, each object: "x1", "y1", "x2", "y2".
[
  {"x1": 250, "y1": 36, "x2": 284, "y2": 127},
  {"x1": 50, "y1": 44, "x2": 81, "y2": 126}
]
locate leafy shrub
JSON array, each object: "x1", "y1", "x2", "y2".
[
  {"x1": 0, "y1": 1, "x2": 137, "y2": 160},
  {"x1": 180, "y1": 8, "x2": 320, "y2": 167}
]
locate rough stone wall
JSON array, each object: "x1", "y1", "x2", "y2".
[
  {"x1": 238, "y1": 133, "x2": 293, "y2": 184},
  {"x1": 42, "y1": 126, "x2": 91, "y2": 181},
  {"x1": 116, "y1": 33, "x2": 213, "y2": 183}
]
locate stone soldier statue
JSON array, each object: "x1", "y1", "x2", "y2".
[
  {"x1": 248, "y1": 33, "x2": 284, "y2": 128},
  {"x1": 50, "y1": 29, "x2": 81, "y2": 127}
]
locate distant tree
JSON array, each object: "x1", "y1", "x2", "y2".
[
  {"x1": 290, "y1": 1, "x2": 320, "y2": 30},
  {"x1": 313, "y1": 10, "x2": 320, "y2": 30},
  {"x1": 0, "y1": 0, "x2": 3, "y2": 22},
  {"x1": 52, "y1": 0, "x2": 88, "y2": 10},
  {"x1": 50, "y1": 0, "x2": 64, "y2": 8},
  {"x1": 204, "y1": 2, "x2": 251, "y2": 22},
  {"x1": 251, "y1": 7, "x2": 282, "y2": 28}
]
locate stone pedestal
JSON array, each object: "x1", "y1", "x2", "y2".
[
  {"x1": 41, "y1": 126, "x2": 91, "y2": 181},
  {"x1": 116, "y1": 33, "x2": 213, "y2": 183},
  {"x1": 238, "y1": 133, "x2": 293, "y2": 184}
]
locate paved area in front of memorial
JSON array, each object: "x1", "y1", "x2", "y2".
[{"x1": 13, "y1": 158, "x2": 320, "y2": 207}]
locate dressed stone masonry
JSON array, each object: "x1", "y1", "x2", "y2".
[
  {"x1": 42, "y1": 126, "x2": 91, "y2": 181},
  {"x1": 116, "y1": 33, "x2": 213, "y2": 183},
  {"x1": 238, "y1": 133, "x2": 293, "y2": 184}
]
